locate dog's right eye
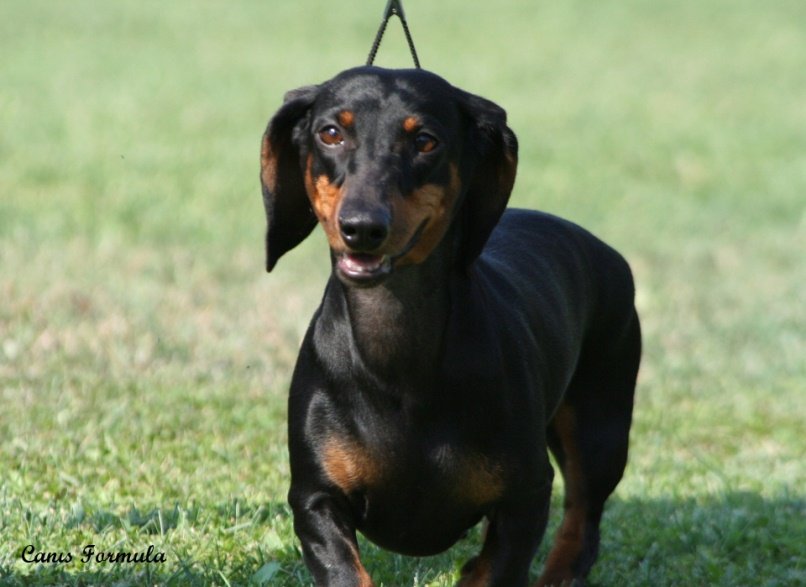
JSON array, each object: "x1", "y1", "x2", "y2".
[{"x1": 318, "y1": 126, "x2": 344, "y2": 146}]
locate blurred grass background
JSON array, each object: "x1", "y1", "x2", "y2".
[{"x1": 0, "y1": 0, "x2": 803, "y2": 585}]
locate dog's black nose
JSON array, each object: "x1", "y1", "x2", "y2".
[{"x1": 339, "y1": 211, "x2": 390, "y2": 252}]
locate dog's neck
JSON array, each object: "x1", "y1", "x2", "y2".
[{"x1": 316, "y1": 237, "x2": 459, "y2": 389}]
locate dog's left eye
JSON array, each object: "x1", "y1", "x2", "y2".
[
  {"x1": 318, "y1": 126, "x2": 344, "y2": 146},
  {"x1": 414, "y1": 132, "x2": 439, "y2": 154}
]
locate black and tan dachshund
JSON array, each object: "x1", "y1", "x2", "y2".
[{"x1": 260, "y1": 66, "x2": 641, "y2": 587}]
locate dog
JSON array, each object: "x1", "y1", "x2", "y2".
[{"x1": 260, "y1": 66, "x2": 641, "y2": 587}]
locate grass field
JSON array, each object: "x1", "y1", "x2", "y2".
[{"x1": 1, "y1": 0, "x2": 804, "y2": 585}]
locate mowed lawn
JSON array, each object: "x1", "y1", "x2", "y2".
[{"x1": 1, "y1": 0, "x2": 803, "y2": 585}]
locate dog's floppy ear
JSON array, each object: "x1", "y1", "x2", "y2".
[
  {"x1": 260, "y1": 85, "x2": 320, "y2": 272},
  {"x1": 455, "y1": 90, "x2": 518, "y2": 267}
]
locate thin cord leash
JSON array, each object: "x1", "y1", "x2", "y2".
[{"x1": 366, "y1": 0, "x2": 421, "y2": 68}]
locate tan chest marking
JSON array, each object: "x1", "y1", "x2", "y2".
[
  {"x1": 454, "y1": 453, "x2": 506, "y2": 506},
  {"x1": 320, "y1": 437, "x2": 382, "y2": 493},
  {"x1": 433, "y1": 445, "x2": 506, "y2": 506}
]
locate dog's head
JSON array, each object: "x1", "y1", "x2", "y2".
[{"x1": 261, "y1": 66, "x2": 517, "y2": 286}]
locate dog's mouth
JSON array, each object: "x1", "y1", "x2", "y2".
[
  {"x1": 335, "y1": 219, "x2": 429, "y2": 287},
  {"x1": 337, "y1": 253, "x2": 392, "y2": 284}
]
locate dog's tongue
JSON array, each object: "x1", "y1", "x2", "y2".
[{"x1": 340, "y1": 253, "x2": 385, "y2": 274}]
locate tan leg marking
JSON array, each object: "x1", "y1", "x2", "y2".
[{"x1": 536, "y1": 404, "x2": 587, "y2": 587}]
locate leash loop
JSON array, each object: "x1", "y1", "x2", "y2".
[{"x1": 366, "y1": 0, "x2": 421, "y2": 68}]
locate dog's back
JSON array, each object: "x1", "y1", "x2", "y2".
[{"x1": 448, "y1": 208, "x2": 637, "y2": 417}]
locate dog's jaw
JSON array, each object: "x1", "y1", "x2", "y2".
[{"x1": 336, "y1": 253, "x2": 393, "y2": 287}]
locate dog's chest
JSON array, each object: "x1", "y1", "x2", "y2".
[
  {"x1": 318, "y1": 430, "x2": 505, "y2": 555},
  {"x1": 319, "y1": 434, "x2": 504, "y2": 506}
]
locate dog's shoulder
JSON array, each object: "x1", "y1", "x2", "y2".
[{"x1": 483, "y1": 208, "x2": 633, "y2": 289}]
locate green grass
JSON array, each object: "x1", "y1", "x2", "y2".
[{"x1": 1, "y1": 0, "x2": 803, "y2": 585}]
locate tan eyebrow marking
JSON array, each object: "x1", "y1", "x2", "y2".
[
  {"x1": 338, "y1": 110, "x2": 355, "y2": 128},
  {"x1": 402, "y1": 116, "x2": 419, "y2": 132}
]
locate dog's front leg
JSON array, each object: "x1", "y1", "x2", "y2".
[
  {"x1": 290, "y1": 489, "x2": 374, "y2": 587},
  {"x1": 457, "y1": 477, "x2": 553, "y2": 587}
]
